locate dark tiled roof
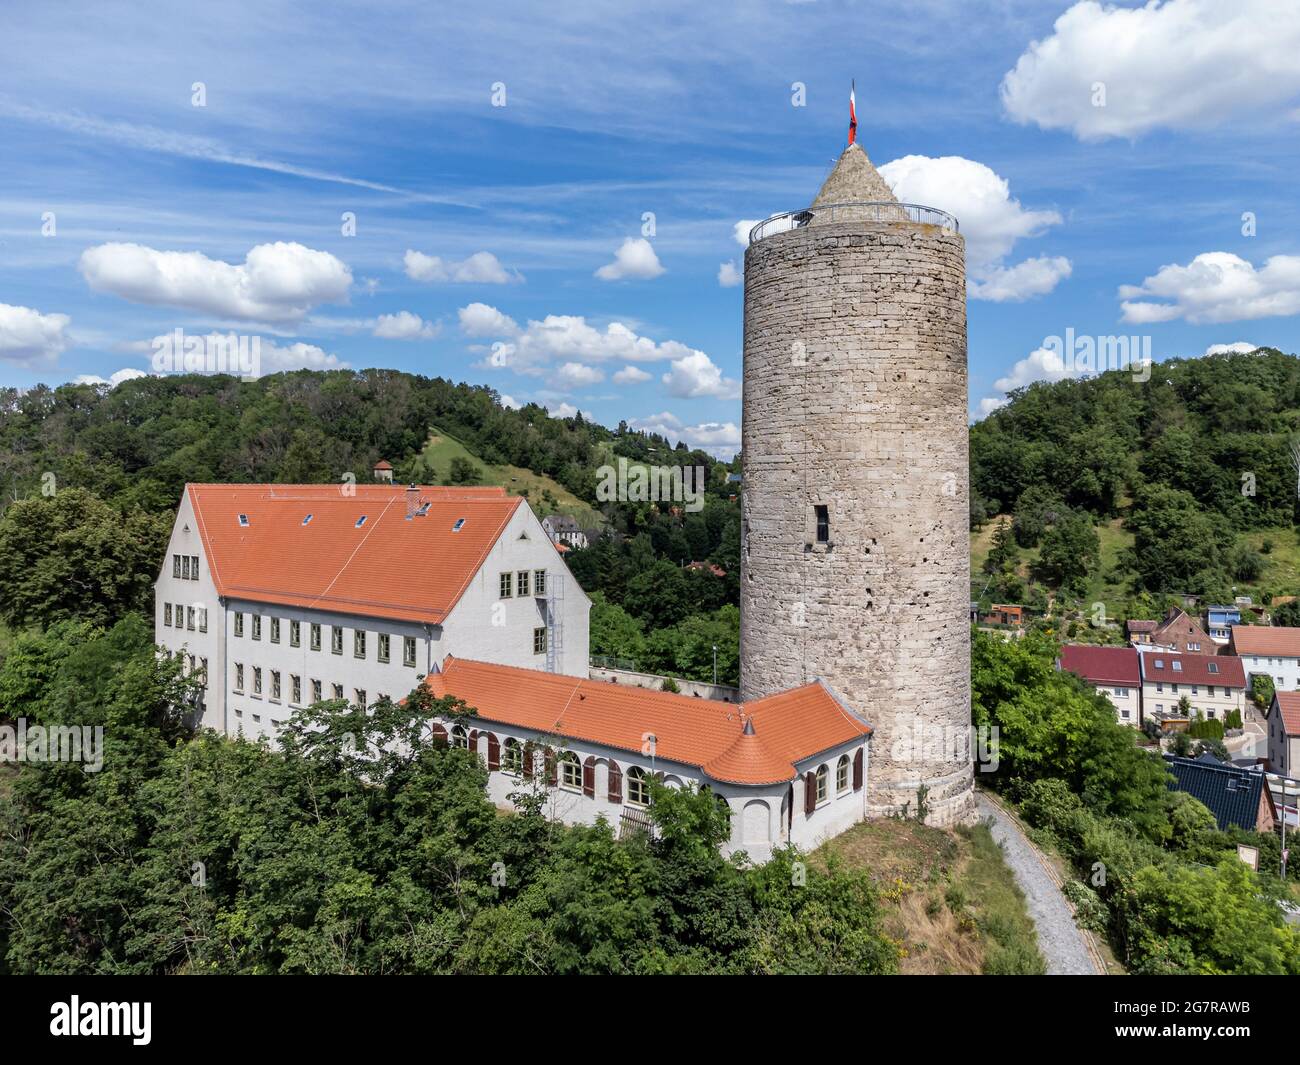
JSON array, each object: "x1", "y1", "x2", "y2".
[{"x1": 1164, "y1": 754, "x2": 1272, "y2": 832}]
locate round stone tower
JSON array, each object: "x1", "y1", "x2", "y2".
[{"x1": 739, "y1": 140, "x2": 974, "y2": 826}]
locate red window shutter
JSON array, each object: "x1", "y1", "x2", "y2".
[
  {"x1": 486, "y1": 733, "x2": 500, "y2": 770},
  {"x1": 468, "y1": 729, "x2": 479, "y2": 756},
  {"x1": 853, "y1": 748, "x2": 864, "y2": 791},
  {"x1": 582, "y1": 756, "x2": 596, "y2": 798},
  {"x1": 430, "y1": 723, "x2": 448, "y2": 746},
  {"x1": 804, "y1": 771, "x2": 817, "y2": 816},
  {"x1": 607, "y1": 760, "x2": 623, "y2": 802},
  {"x1": 544, "y1": 748, "x2": 557, "y2": 786},
  {"x1": 522, "y1": 742, "x2": 534, "y2": 779}
]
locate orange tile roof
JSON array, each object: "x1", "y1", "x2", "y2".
[
  {"x1": 1231, "y1": 625, "x2": 1300, "y2": 657},
  {"x1": 1276, "y1": 691, "x2": 1300, "y2": 737},
  {"x1": 186, "y1": 483, "x2": 521, "y2": 624},
  {"x1": 424, "y1": 657, "x2": 871, "y2": 786}
]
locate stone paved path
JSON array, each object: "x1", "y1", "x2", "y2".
[{"x1": 976, "y1": 793, "x2": 1102, "y2": 976}]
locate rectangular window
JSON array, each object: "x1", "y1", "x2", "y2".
[
  {"x1": 235, "y1": 663, "x2": 244, "y2": 691},
  {"x1": 533, "y1": 627, "x2": 547, "y2": 655},
  {"x1": 291, "y1": 675, "x2": 301, "y2": 705},
  {"x1": 815, "y1": 504, "x2": 830, "y2": 543},
  {"x1": 235, "y1": 612, "x2": 244, "y2": 637},
  {"x1": 355, "y1": 689, "x2": 366, "y2": 708},
  {"x1": 1207, "y1": 685, "x2": 1215, "y2": 697},
  {"x1": 270, "y1": 617, "x2": 280, "y2": 644},
  {"x1": 330, "y1": 627, "x2": 342, "y2": 655},
  {"x1": 500, "y1": 571, "x2": 513, "y2": 599},
  {"x1": 198, "y1": 607, "x2": 208, "y2": 633},
  {"x1": 534, "y1": 569, "x2": 547, "y2": 596},
  {"x1": 290, "y1": 620, "x2": 300, "y2": 647},
  {"x1": 403, "y1": 636, "x2": 417, "y2": 668},
  {"x1": 311, "y1": 623, "x2": 321, "y2": 651},
  {"x1": 333, "y1": 683, "x2": 344, "y2": 700},
  {"x1": 173, "y1": 554, "x2": 181, "y2": 578},
  {"x1": 164, "y1": 603, "x2": 172, "y2": 626},
  {"x1": 271, "y1": 671, "x2": 281, "y2": 701},
  {"x1": 174, "y1": 604, "x2": 184, "y2": 628},
  {"x1": 378, "y1": 633, "x2": 390, "y2": 663},
  {"x1": 186, "y1": 606, "x2": 195, "y2": 631},
  {"x1": 253, "y1": 667, "x2": 263, "y2": 696},
  {"x1": 517, "y1": 570, "x2": 530, "y2": 597},
  {"x1": 252, "y1": 615, "x2": 262, "y2": 640},
  {"x1": 311, "y1": 679, "x2": 322, "y2": 703},
  {"x1": 191, "y1": 555, "x2": 200, "y2": 580},
  {"x1": 199, "y1": 658, "x2": 208, "y2": 687},
  {"x1": 354, "y1": 630, "x2": 366, "y2": 658},
  {"x1": 183, "y1": 555, "x2": 192, "y2": 580}
]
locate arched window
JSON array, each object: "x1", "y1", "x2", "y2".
[
  {"x1": 451, "y1": 725, "x2": 468, "y2": 749},
  {"x1": 627, "y1": 766, "x2": 650, "y2": 807},
  {"x1": 559, "y1": 751, "x2": 582, "y2": 791},
  {"x1": 716, "y1": 793, "x2": 732, "y2": 825},
  {"x1": 815, "y1": 764, "x2": 829, "y2": 803},
  {"x1": 836, "y1": 754, "x2": 851, "y2": 794},
  {"x1": 503, "y1": 738, "x2": 523, "y2": 774}
]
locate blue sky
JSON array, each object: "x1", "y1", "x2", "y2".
[{"x1": 3, "y1": 0, "x2": 1300, "y2": 454}]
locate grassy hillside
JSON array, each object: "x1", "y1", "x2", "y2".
[
  {"x1": 814, "y1": 819, "x2": 1045, "y2": 975},
  {"x1": 420, "y1": 425, "x2": 602, "y2": 525}
]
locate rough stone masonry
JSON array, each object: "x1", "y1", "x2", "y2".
[{"x1": 739, "y1": 141, "x2": 975, "y2": 826}]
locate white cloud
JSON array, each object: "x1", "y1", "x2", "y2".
[
  {"x1": 0, "y1": 302, "x2": 71, "y2": 364},
  {"x1": 372, "y1": 310, "x2": 440, "y2": 340},
  {"x1": 404, "y1": 249, "x2": 521, "y2": 284},
  {"x1": 499, "y1": 393, "x2": 522, "y2": 410},
  {"x1": 458, "y1": 302, "x2": 520, "y2": 337},
  {"x1": 1204, "y1": 341, "x2": 1259, "y2": 355},
  {"x1": 975, "y1": 345, "x2": 1077, "y2": 417},
  {"x1": 718, "y1": 260, "x2": 742, "y2": 287},
  {"x1": 733, "y1": 220, "x2": 762, "y2": 247},
  {"x1": 631, "y1": 412, "x2": 741, "y2": 458},
  {"x1": 879, "y1": 155, "x2": 1061, "y2": 268},
  {"x1": 976, "y1": 396, "x2": 1010, "y2": 420},
  {"x1": 256, "y1": 338, "x2": 347, "y2": 372},
  {"x1": 78, "y1": 241, "x2": 352, "y2": 323},
  {"x1": 662, "y1": 351, "x2": 740, "y2": 400},
  {"x1": 464, "y1": 311, "x2": 709, "y2": 374},
  {"x1": 73, "y1": 367, "x2": 146, "y2": 388},
  {"x1": 968, "y1": 256, "x2": 1073, "y2": 303},
  {"x1": 594, "y1": 237, "x2": 665, "y2": 281},
  {"x1": 550, "y1": 361, "x2": 605, "y2": 390},
  {"x1": 1119, "y1": 252, "x2": 1300, "y2": 324},
  {"x1": 613, "y1": 365, "x2": 652, "y2": 385},
  {"x1": 1000, "y1": 0, "x2": 1300, "y2": 141}
]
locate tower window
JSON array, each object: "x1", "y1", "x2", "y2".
[{"x1": 814, "y1": 505, "x2": 830, "y2": 543}]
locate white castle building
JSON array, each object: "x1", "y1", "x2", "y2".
[{"x1": 155, "y1": 480, "x2": 872, "y2": 860}]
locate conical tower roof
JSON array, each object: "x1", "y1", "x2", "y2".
[{"x1": 811, "y1": 142, "x2": 899, "y2": 208}]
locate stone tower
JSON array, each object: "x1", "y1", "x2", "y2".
[{"x1": 739, "y1": 140, "x2": 974, "y2": 826}]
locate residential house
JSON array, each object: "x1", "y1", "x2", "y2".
[
  {"x1": 1164, "y1": 753, "x2": 1277, "y2": 832},
  {"x1": 1126, "y1": 619, "x2": 1158, "y2": 646},
  {"x1": 1140, "y1": 650, "x2": 1246, "y2": 725},
  {"x1": 1230, "y1": 625, "x2": 1300, "y2": 693},
  {"x1": 541, "y1": 513, "x2": 590, "y2": 550},
  {"x1": 1057, "y1": 645, "x2": 1143, "y2": 726},
  {"x1": 1267, "y1": 691, "x2": 1300, "y2": 777},
  {"x1": 983, "y1": 604, "x2": 1024, "y2": 628},
  {"x1": 371, "y1": 459, "x2": 394, "y2": 483},
  {"x1": 1133, "y1": 607, "x2": 1216, "y2": 655},
  {"x1": 1205, "y1": 604, "x2": 1241, "y2": 645}
]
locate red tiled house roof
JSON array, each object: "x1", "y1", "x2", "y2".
[
  {"x1": 1232, "y1": 625, "x2": 1300, "y2": 658},
  {"x1": 1140, "y1": 651, "x2": 1245, "y2": 687},
  {"x1": 1274, "y1": 691, "x2": 1300, "y2": 737},
  {"x1": 1058, "y1": 645, "x2": 1140, "y2": 687}
]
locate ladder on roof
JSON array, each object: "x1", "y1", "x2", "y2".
[{"x1": 545, "y1": 572, "x2": 564, "y2": 673}]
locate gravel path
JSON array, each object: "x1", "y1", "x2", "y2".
[{"x1": 976, "y1": 793, "x2": 1101, "y2": 975}]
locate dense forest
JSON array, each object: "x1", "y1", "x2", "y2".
[{"x1": 971, "y1": 347, "x2": 1300, "y2": 615}]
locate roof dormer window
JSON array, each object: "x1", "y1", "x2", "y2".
[
  {"x1": 355, "y1": 516, "x2": 367, "y2": 528},
  {"x1": 238, "y1": 513, "x2": 250, "y2": 527},
  {"x1": 302, "y1": 513, "x2": 313, "y2": 525},
  {"x1": 1208, "y1": 662, "x2": 1219, "y2": 673},
  {"x1": 1172, "y1": 660, "x2": 1182, "y2": 671},
  {"x1": 416, "y1": 502, "x2": 431, "y2": 517},
  {"x1": 452, "y1": 518, "x2": 466, "y2": 532},
  {"x1": 1154, "y1": 659, "x2": 1164, "y2": 669}
]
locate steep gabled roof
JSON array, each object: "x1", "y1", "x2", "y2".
[
  {"x1": 424, "y1": 657, "x2": 871, "y2": 786},
  {"x1": 185, "y1": 483, "x2": 522, "y2": 624},
  {"x1": 1274, "y1": 691, "x2": 1300, "y2": 737},
  {"x1": 1140, "y1": 651, "x2": 1245, "y2": 687}
]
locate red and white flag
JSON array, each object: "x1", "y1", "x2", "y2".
[{"x1": 848, "y1": 81, "x2": 857, "y2": 145}]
